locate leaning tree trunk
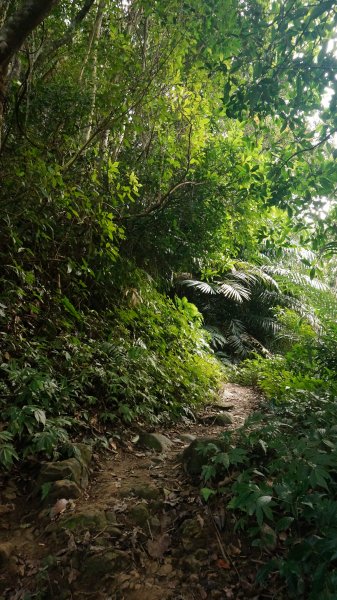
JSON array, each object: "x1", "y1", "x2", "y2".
[{"x1": 0, "y1": 0, "x2": 60, "y2": 144}]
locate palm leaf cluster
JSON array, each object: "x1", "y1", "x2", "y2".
[{"x1": 177, "y1": 257, "x2": 325, "y2": 359}]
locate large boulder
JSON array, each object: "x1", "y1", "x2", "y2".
[{"x1": 138, "y1": 432, "x2": 173, "y2": 452}]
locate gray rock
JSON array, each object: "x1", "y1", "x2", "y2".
[
  {"x1": 180, "y1": 518, "x2": 208, "y2": 552},
  {"x1": 132, "y1": 484, "x2": 161, "y2": 500},
  {"x1": 208, "y1": 403, "x2": 234, "y2": 411},
  {"x1": 179, "y1": 433, "x2": 196, "y2": 443},
  {"x1": 199, "y1": 413, "x2": 233, "y2": 426},
  {"x1": 73, "y1": 443, "x2": 92, "y2": 467},
  {"x1": 138, "y1": 432, "x2": 173, "y2": 452}
]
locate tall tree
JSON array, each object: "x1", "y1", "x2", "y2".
[{"x1": 0, "y1": 0, "x2": 60, "y2": 138}]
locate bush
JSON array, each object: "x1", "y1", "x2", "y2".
[
  {"x1": 0, "y1": 268, "x2": 223, "y2": 468},
  {"x1": 200, "y1": 391, "x2": 337, "y2": 598}
]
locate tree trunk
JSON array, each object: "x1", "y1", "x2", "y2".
[{"x1": 0, "y1": 0, "x2": 60, "y2": 142}]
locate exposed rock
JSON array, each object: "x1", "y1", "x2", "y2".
[
  {"x1": 73, "y1": 443, "x2": 92, "y2": 466},
  {"x1": 47, "y1": 479, "x2": 81, "y2": 503},
  {"x1": 57, "y1": 509, "x2": 108, "y2": 531},
  {"x1": 133, "y1": 484, "x2": 161, "y2": 501},
  {"x1": 35, "y1": 443, "x2": 92, "y2": 500},
  {"x1": 182, "y1": 437, "x2": 227, "y2": 478},
  {"x1": 179, "y1": 433, "x2": 196, "y2": 443},
  {"x1": 180, "y1": 517, "x2": 209, "y2": 552},
  {"x1": 208, "y1": 402, "x2": 234, "y2": 411},
  {"x1": 37, "y1": 457, "x2": 89, "y2": 491},
  {"x1": 81, "y1": 549, "x2": 131, "y2": 582},
  {"x1": 138, "y1": 432, "x2": 173, "y2": 452},
  {"x1": 0, "y1": 542, "x2": 14, "y2": 569},
  {"x1": 129, "y1": 504, "x2": 150, "y2": 528},
  {"x1": 199, "y1": 413, "x2": 233, "y2": 426}
]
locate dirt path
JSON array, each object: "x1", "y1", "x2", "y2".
[{"x1": 0, "y1": 384, "x2": 263, "y2": 600}]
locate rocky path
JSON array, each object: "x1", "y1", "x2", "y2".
[{"x1": 0, "y1": 384, "x2": 264, "y2": 600}]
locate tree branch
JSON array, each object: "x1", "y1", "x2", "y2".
[
  {"x1": 120, "y1": 181, "x2": 205, "y2": 221},
  {"x1": 280, "y1": 128, "x2": 337, "y2": 168},
  {"x1": 37, "y1": 0, "x2": 95, "y2": 67}
]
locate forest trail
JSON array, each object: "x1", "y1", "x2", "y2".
[{"x1": 0, "y1": 384, "x2": 267, "y2": 600}]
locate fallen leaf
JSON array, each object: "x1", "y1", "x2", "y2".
[
  {"x1": 228, "y1": 544, "x2": 241, "y2": 556},
  {"x1": 217, "y1": 558, "x2": 231, "y2": 570},
  {"x1": 50, "y1": 498, "x2": 68, "y2": 519},
  {"x1": 147, "y1": 533, "x2": 171, "y2": 559},
  {"x1": 163, "y1": 488, "x2": 179, "y2": 506}
]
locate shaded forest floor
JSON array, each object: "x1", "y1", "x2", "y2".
[{"x1": 0, "y1": 384, "x2": 285, "y2": 600}]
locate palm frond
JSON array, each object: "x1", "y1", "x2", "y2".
[
  {"x1": 218, "y1": 280, "x2": 250, "y2": 302},
  {"x1": 232, "y1": 262, "x2": 279, "y2": 290},
  {"x1": 179, "y1": 279, "x2": 218, "y2": 295},
  {"x1": 262, "y1": 266, "x2": 328, "y2": 291},
  {"x1": 247, "y1": 314, "x2": 281, "y2": 335},
  {"x1": 320, "y1": 242, "x2": 337, "y2": 256}
]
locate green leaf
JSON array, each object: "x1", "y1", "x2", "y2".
[
  {"x1": 200, "y1": 487, "x2": 216, "y2": 502},
  {"x1": 61, "y1": 296, "x2": 83, "y2": 322}
]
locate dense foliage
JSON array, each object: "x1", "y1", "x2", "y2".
[
  {"x1": 1, "y1": 2, "x2": 337, "y2": 596},
  {"x1": 198, "y1": 322, "x2": 337, "y2": 598}
]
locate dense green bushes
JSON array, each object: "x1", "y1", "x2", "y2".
[
  {"x1": 0, "y1": 267, "x2": 222, "y2": 468},
  {"x1": 199, "y1": 316, "x2": 337, "y2": 598}
]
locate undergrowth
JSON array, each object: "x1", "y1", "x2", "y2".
[
  {"x1": 0, "y1": 266, "x2": 223, "y2": 468},
  {"x1": 200, "y1": 321, "x2": 337, "y2": 599}
]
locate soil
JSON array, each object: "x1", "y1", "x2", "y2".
[{"x1": 0, "y1": 384, "x2": 282, "y2": 600}]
